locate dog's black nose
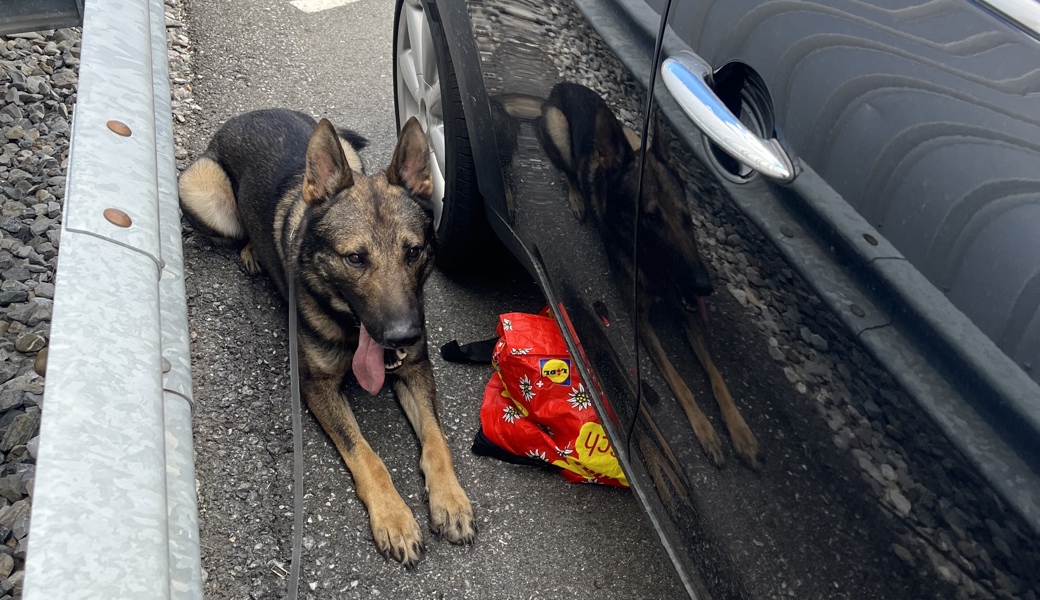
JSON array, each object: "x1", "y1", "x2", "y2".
[{"x1": 381, "y1": 321, "x2": 423, "y2": 348}]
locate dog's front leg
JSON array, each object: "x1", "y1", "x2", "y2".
[
  {"x1": 301, "y1": 364, "x2": 424, "y2": 566},
  {"x1": 394, "y1": 358, "x2": 477, "y2": 545},
  {"x1": 680, "y1": 315, "x2": 760, "y2": 468},
  {"x1": 638, "y1": 313, "x2": 725, "y2": 466}
]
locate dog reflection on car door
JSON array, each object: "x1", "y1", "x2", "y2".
[
  {"x1": 178, "y1": 108, "x2": 476, "y2": 566},
  {"x1": 527, "y1": 82, "x2": 760, "y2": 468}
]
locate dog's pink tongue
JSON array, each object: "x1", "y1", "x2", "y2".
[{"x1": 353, "y1": 324, "x2": 386, "y2": 395}]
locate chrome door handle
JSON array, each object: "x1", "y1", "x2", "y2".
[{"x1": 661, "y1": 52, "x2": 794, "y2": 182}]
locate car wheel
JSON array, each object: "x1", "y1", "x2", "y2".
[{"x1": 393, "y1": 0, "x2": 490, "y2": 274}]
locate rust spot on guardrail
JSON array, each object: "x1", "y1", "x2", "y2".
[
  {"x1": 103, "y1": 208, "x2": 132, "y2": 227},
  {"x1": 106, "y1": 120, "x2": 132, "y2": 137}
]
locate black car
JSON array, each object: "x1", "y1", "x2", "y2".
[{"x1": 392, "y1": 0, "x2": 1040, "y2": 597}]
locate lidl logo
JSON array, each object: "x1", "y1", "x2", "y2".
[{"x1": 539, "y1": 358, "x2": 571, "y2": 386}]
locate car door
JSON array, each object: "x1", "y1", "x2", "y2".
[
  {"x1": 630, "y1": 0, "x2": 1040, "y2": 597},
  {"x1": 661, "y1": 1, "x2": 1040, "y2": 375},
  {"x1": 461, "y1": 3, "x2": 757, "y2": 592}
]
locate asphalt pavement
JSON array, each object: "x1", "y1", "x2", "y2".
[{"x1": 177, "y1": 0, "x2": 684, "y2": 597}]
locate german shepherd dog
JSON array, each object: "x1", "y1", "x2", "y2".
[
  {"x1": 178, "y1": 109, "x2": 476, "y2": 566},
  {"x1": 517, "y1": 82, "x2": 760, "y2": 467}
]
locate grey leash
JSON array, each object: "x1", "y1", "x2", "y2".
[{"x1": 287, "y1": 268, "x2": 304, "y2": 600}]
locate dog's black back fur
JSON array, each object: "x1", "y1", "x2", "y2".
[{"x1": 199, "y1": 109, "x2": 368, "y2": 294}]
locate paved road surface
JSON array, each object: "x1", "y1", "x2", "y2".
[{"x1": 177, "y1": 0, "x2": 685, "y2": 597}]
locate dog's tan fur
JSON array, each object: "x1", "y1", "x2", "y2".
[{"x1": 179, "y1": 157, "x2": 242, "y2": 239}]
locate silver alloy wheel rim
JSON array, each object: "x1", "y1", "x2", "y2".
[{"x1": 396, "y1": 0, "x2": 447, "y2": 228}]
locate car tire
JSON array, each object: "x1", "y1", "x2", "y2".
[{"x1": 393, "y1": 0, "x2": 492, "y2": 274}]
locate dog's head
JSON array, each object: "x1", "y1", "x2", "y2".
[
  {"x1": 297, "y1": 117, "x2": 435, "y2": 349},
  {"x1": 590, "y1": 107, "x2": 713, "y2": 303}
]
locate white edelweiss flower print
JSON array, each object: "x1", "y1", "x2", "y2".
[
  {"x1": 510, "y1": 347, "x2": 533, "y2": 355},
  {"x1": 555, "y1": 444, "x2": 573, "y2": 458},
  {"x1": 518, "y1": 374, "x2": 535, "y2": 402},
  {"x1": 567, "y1": 383, "x2": 591, "y2": 410},
  {"x1": 503, "y1": 405, "x2": 523, "y2": 423},
  {"x1": 502, "y1": 319, "x2": 513, "y2": 330},
  {"x1": 525, "y1": 449, "x2": 548, "y2": 462}
]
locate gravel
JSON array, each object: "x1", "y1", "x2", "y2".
[
  {"x1": 164, "y1": 0, "x2": 200, "y2": 165},
  {"x1": 0, "y1": 25, "x2": 81, "y2": 599}
]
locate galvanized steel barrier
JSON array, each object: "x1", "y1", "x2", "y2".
[{"x1": 21, "y1": 0, "x2": 203, "y2": 597}]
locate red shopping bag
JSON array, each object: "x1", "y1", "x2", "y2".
[{"x1": 472, "y1": 310, "x2": 628, "y2": 487}]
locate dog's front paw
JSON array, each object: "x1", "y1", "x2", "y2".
[
  {"x1": 428, "y1": 481, "x2": 476, "y2": 545},
  {"x1": 369, "y1": 499, "x2": 425, "y2": 567},
  {"x1": 729, "y1": 418, "x2": 760, "y2": 469},
  {"x1": 692, "y1": 419, "x2": 725, "y2": 467}
]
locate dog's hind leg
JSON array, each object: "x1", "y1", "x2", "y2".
[
  {"x1": 177, "y1": 155, "x2": 244, "y2": 241},
  {"x1": 301, "y1": 356, "x2": 424, "y2": 567},
  {"x1": 393, "y1": 360, "x2": 476, "y2": 545},
  {"x1": 681, "y1": 315, "x2": 760, "y2": 468},
  {"x1": 239, "y1": 242, "x2": 262, "y2": 275},
  {"x1": 639, "y1": 314, "x2": 725, "y2": 466}
]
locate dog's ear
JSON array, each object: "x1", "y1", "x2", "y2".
[
  {"x1": 303, "y1": 118, "x2": 354, "y2": 205},
  {"x1": 387, "y1": 117, "x2": 434, "y2": 209}
]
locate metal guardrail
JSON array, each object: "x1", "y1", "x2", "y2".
[{"x1": 21, "y1": 0, "x2": 203, "y2": 597}]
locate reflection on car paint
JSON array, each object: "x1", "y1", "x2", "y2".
[
  {"x1": 665, "y1": 0, "x2": 1040, "y2": 380},
  {"x1": 468, "y1": 0, "x2": 649, "y2": 463},
  {"x1": 456, "y1": 0, "x2": 1040, "y2": 597}
]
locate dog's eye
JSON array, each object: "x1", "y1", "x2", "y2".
[
  {"x1": 406, "y1": 246, "x2": 422, "y2": 261},
  {"x1": 346, "y1": 253, "x2": 365, "y2": 267}
]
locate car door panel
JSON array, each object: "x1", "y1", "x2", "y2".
[
  {"x1": 664, "y1": 0, "x2": 1040, "y2": 380},
  {"x1": 664, "y1": 0, "x2": 1040, "y2": 519},
  {"x1": 458, "y1": 3, "x2": 759, "y2": 594},
  {"x1": 625, "y1": 103, "x2": 953, "y2": 600},
  {"x1": 624, "y1": 0, "x2": 1040, "y2": 597}
]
